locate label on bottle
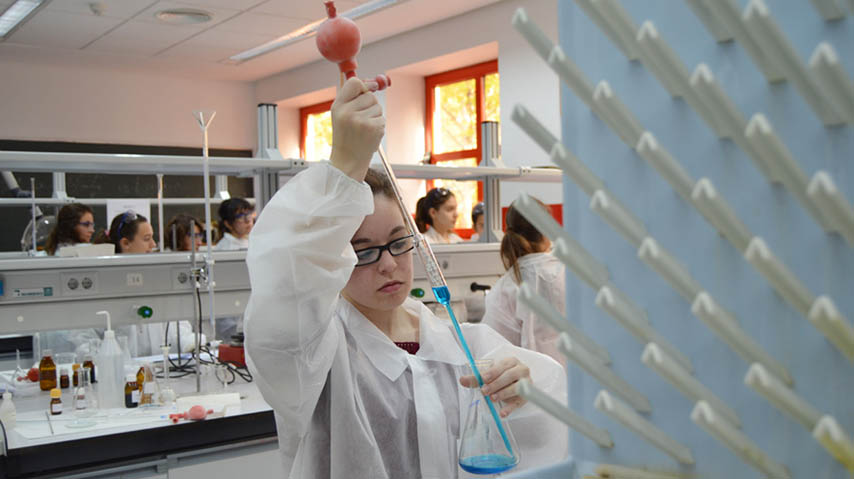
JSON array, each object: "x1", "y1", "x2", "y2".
[
  {"x1": 51, "y1": 402, "x2": 62, "y2": 414},
  {"x1": 75, "y1": 389, "x2": 87, "y2": 409},
  {"x1": 131, "y1": 390, "x2": 140, "y2": 403}
]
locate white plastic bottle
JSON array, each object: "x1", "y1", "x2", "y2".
[
  {"x1": 0, "y1": 392, "x2": 16, "y2": 429},
  {"x1": 96, "y1": 311, "x2": 125, "y2": 409}
]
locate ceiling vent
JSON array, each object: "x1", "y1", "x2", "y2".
[{"x1": 155, "y1": 8, "x2": 213, "y2": 25}]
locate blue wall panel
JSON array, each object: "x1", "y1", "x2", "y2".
[{"x1": 514, "y1": 1, "x2": 854, "y2": 478}]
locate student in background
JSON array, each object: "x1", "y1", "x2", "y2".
[
  {"x1": 484, "y1": 198, "x2": 566, "y2": 367},
  {"x1": 214, "y1": 198, "x2": 254, "y2": 250},
  {"x1": 469, "y1": 202, "x2": 485, "y2": 242},
  {"x1": 95, "y1": 211, "x2": 156, "y2": 254},
  {"x1": 45, "y1": 203, "x2": 95, "y2": 255},
  {"x1": 415, "y1": 187, "x2": 463, "y2": 244},
  {"x1": 164, "y1": 214, "x2": 204, "y2": 252}
]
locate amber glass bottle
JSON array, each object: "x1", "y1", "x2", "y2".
[
  {"x1": 136, "y1": 367, "x2": 145, "y2": 394},
  {"x1": 39, "y1": 349, "x2": 57, "y2": 391},
  {"x1": 124, "y1": 374, "x2": 139, "y2": 408},
  {"x1": 82, "y1": 355, "x2": 96, "y2": 383},
  {"x1": 49, "y1": 388, "x2": 62, "y2": 415}
]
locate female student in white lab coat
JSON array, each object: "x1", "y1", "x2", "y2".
[
  {"x1": 45, "y1": 203, "x2": 95, "y2": 255},
  {"x1": 415, "y1": 187, "x2": 464, "y2": 244},
  {"x1": 469, "y1": 202, "x2": 485, "y2": 242},
  {"x1": 484, "y1": 199, "x2": 566, "y2": 367},
  {"x1": 245, "y1": 78, "x2": 566, "y2": 479},
  {"x1": 95, "y1": 211, "x2": 157, "y2": 254},
  {"x1": 214, "y1": 198, "x2": 254, "y2": 250}
]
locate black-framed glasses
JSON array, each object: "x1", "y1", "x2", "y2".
[
  {"x1": 353, "y1": 235, "x2": 415, "y2": 267},
  {"x1": 77, "y1": 221, "x2": 95, "y2": 230}
]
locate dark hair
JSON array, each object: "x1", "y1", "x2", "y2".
[
  {"x1": 217, "y1": 198, "x2": 253, "y2": 241},
  {"x1": 94, "y1": 211, "x2": 149, "y2": 253},
  {"x1": 501, "y1": 198, "x2": 548, "y2": 283},
  {"x1": 472, "y1": 202, "x2": 485, "y2": 225},
  {"x1": 364, "y1": 168, "x2": 395, "y2": 199},
  {"x1": 45, "y1": 203, "x2": 94, "y2": 255},
  {"x1": 165, "y1": 214, "x2": 203, "y2": 251},
  {"x1": 415, "y1": 187, "x2": 454, "y2": 233}
]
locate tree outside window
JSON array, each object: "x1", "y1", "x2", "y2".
[
  {"x1": 425, "y1": 60, "x2": 499, "y2": 230},
  {"x1": 300, "y1": 100, "x2": 334, "y2": 162}
]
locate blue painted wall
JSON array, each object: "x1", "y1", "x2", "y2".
[{"x1": 514, "y1": 1, "x2": 854, "y2": 478}]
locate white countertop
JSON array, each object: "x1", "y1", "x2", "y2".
[{"x1": 3, "y1": 363, "x2": 271, "y2": 450}]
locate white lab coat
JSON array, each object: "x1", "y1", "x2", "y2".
[
  {"x1": 424, "y1": 226, "x2": 463, "y2": 244},
  {"x1": 484, "y1": 253, "x2": 567, "y2": 368},
  {"x1": 214, "y1": 232, "x2": 249, "y2": 250},
  {"x1": 245, "y1": 163, "x2": 567, "y2": 479}
]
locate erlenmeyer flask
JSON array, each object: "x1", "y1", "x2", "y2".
[
  {"x1": 458, "y1": 360, "x2": 520, "y2": 475},
  {"x1": 68, "y1": 367, "x2": 96, "y2": 428}
]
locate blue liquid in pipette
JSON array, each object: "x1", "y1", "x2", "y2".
[
  {"x1": 459, "y1": 454, "x2": 517, "y2": 475},
  {"x1": 432, "y1": 285, "x2": 516, "y2": 461}
]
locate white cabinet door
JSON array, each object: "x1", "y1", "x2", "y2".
[{"x1": 168, "y1": 440, "x2": 284, "y2": 479}]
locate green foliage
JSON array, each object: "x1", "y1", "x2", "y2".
[
  {"x1": 307, "y1": 111, "x2": 333, "y2": 162},
  {"x1": 434, "y1": 79, "x2": 477, "y2": 154}
]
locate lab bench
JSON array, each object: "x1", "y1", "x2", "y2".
[{"x1": 0, "y1": 376, "x2": 282, "y2": 478}]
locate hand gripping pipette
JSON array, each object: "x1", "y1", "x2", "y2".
[{"x1": 317, "y1": 1, "x2": 516, "y2": 463}]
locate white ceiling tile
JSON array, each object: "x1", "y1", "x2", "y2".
[
  {"x1": 251, "y1": 0, "x2": 361, "y2": 21},
  {"x1": 86, "y1": 20, "x2": 203, "y2": 56},
  {"x1": 45, "y1": 0, "x2": 154, "y2": 18},
  {"x1": 215, "y1": 12, "x2": 306, "y2": 36},
  {"x1": 0, "y1": 0, "x2": 506, "y2": 82},
  {"x1": 185, "y1": 27, "x2": 275, "y2": 50},
  {"x1": 134, "y1": 0, "x2": 240, "y2": 28},
  {"x1": 6, "y1": 11, "x2": 124, "y2": 49},
  {"x1": 171, "y1": 0, "x2": 267, "y2": 11},
  {"x1": 156, "y1": 42, "x2": 239, "y2": 62}
]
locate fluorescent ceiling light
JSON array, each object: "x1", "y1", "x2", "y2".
[
  {"x1": 228, "y1": 0, "x2": 409, "y2": 64},
  {"x1": 155, "y1": 8, "x2": 213, "y2": 25},
  {"x1": 0, "y1": 0, "x2": 44, "y2": 39}
]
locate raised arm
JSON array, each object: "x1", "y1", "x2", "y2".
[{"x1": 244, "y1": 77, "x2": 384, "y2": 437}]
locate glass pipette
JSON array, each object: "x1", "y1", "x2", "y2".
[{"x1": 375, "y1": 146, "x2": 515, "y2": 459}]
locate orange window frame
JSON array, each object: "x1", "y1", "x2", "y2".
[
  {"x1": 299, "y1": 99, "x2": 334, "y2": 160},
  {"x1": 424, "y1": 59, "x2": 498, "y2": 199}
]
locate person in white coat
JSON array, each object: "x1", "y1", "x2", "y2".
[
  {"x1": 469, "y1": 202, "x2": 485, "y2": 242},
  {"x1": 244, "y1": 78, "x2": 567, "y2": 479},
  {"x1": 214, "y1": 198, "x2": 254, "y2": 250},
  {"x1": 415, "y1": 187, "x2": 463, "y2": 244},
  {"x1": 45, "y1": 203, "x2": 95, "y2": 255},
  {"x1": 484, "y1": 198, "x2": 566, "y2": 367}
]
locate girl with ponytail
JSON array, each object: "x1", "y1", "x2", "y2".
[
  {"x1": 414, "y1": 187, "x2": 462, "y2": 244},
  {"x1": 484, "y1": 197, "x2": 567, "y2": 367}
]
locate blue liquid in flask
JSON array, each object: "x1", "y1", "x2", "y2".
[
  {"x1": 459, "y1": 454, "x2": 517, "y2": 475},
  {"x1": 434, "y1": 285, "x2": 518, "y2": 474}
]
